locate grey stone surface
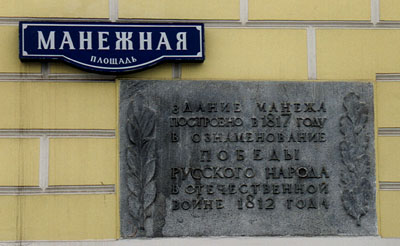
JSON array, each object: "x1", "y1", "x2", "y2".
[{"x1": 119, "y1": 80, "x2": 377, "y2": 238}]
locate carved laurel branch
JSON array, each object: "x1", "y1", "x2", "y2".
[
  {"x1": 339, "y1": 93, "x2": 372, "y2": 226},
  {"x1": 126, "y1": 99, "x2": 157, "y2": 236}
]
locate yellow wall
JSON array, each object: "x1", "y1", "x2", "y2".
[
  {"x1": 181, "y1": 29, "x2": 308, "y2": 80},
  {"x1": 0, "y1": 0, "x2": 109, "y2": 18},
  {"x1": 317, "y1": 30, "x2": 400, "y2": 81},
  {"x1": 119, "y1": 0, "x2": 240, "y2": 20},
  {"x1": 0, "y1": 82, "x2": 116, "y2": 129},
  {"x1": 249, "y1": 0, "x2": 370, "y2": 21},
  {"x1": 0, "y1": 139, "x2": 39, "y2": 186},
  {"x1": 49, "y1": 138, "x2": 117, "y2": 186},
  {"x1": 0, "y1": 26, "x2": 41, "y2": 73},
  {"x1": 17, "y1": 195, "x2": 117, "y2": 240},
  {"x1": 0, "y1": 0, "x2": 399, "y2": 241},
  {"x1": 380, "y1": 0, "x2": 400, "y2": 21}
]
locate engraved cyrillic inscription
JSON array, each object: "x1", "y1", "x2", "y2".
[{"x1": 120, "y1": 81, "x2": 377, "y2": 238}]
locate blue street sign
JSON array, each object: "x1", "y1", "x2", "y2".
[{"x1": 20, "y1": 22, "x2": 204, "y2": 73}]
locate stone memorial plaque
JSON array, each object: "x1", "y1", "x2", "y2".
[{"x1": 119, "y1": 80, "x2": 377, "y2": 238}]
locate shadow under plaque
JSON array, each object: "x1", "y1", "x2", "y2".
[{"x1": 119, "y1": 80, "x2": 377, "y2": 238}]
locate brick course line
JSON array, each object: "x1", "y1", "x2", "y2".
[
  {"x1": 307, "y1": 26, "x2": 317, "y2": 80},
  {"x1": 240, "y1": 0, "x2": 248, "y2": 25},
  {"x1": 376, "y1": 74, "x2": 400, "y2": 82},
  {"x1": 0, "y1": 185, "x2": 115, "y2": 195},
  {"x1": 380, "y1": 182, "x2": 400, "y2": 190},
  {"x1": 109, "y1": 0, "x2": 119, "y2": 22},
  {"x1": 39, "y1": 136, "x2": 49, "y2": 190},
  {"x1": 0, "y1": 237, "x2": 394, "y2": 245},
  {"x1": 378, "y1": 128, "x2": 400, "y2": 136},
  {"x1": 371, "y1": 0, "x2": 380, "y2": 25}
]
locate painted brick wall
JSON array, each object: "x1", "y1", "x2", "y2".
[{"x1": 0, "y1": 0, "x2": 399, "y2": 241}]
